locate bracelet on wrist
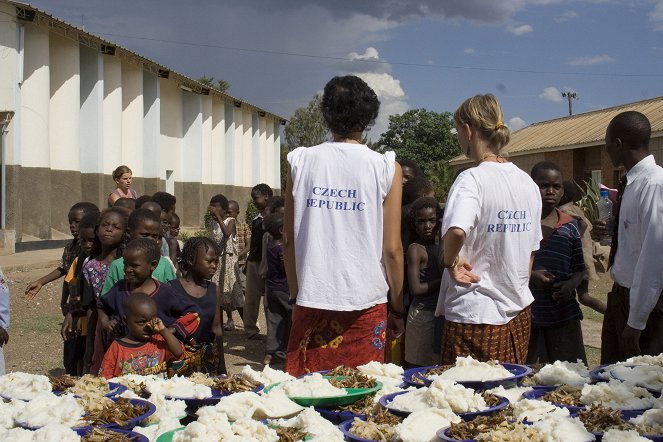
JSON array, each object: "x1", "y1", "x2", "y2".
[{"x1": 444, "y1": 255, "x2": 460, "y2": 269}]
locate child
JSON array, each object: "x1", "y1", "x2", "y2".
[
  {"x1": 61, "y1": 212, "x2": 99, "y2": 375},
  {"x1": 262, "y1": 214, "x2": 292, "y2": 365},
  {"x1": 208, "y1": 194, "x2": 244, "y2": 332},
  {"x1": 100, "y1": 293, "x2": 184, "y2": 378},
  {"x1": 169, "y1": 212, "x2": 184, "y2": 256},
  {"x1": 152, "y1": 192, "x2": 179, "y2": 266},
  {"x1": 558, "y1": 181, "x2": 607, "y2": 314},
  {"x1": 227, "y1": 200, "x2": 249, "y2": 330},
  {"x1": 404, "y1": 197, "x2": 442, "y2": 368},
  {"x1": 244, "y1": 184, "x2": 273, "y2": 339},
  {"x1": 169, "y1": 237, "x2": 227, "y2": 375},
  {"x1": 80, "y1": 208, "x2": 127, "y2": 374},
  {"x1": 528, "y1": 161, "x2": 587, "y2": 364},
  {"x1": 24, "y1": 202, "x2": 99, "y2": 301},
  {"x1": 101, "y1": 208, "x2": 177, "y2": 296},
  {"x1": 100, "y1": 238, "x2": 201, "y2": 349},
  {"x1": 259, "y1": 197, "x2": 285, "y2": 280}
]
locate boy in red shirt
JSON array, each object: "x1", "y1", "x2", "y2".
[{"x1": 100, "y1": 293, "x2": 184, "y2": 378}]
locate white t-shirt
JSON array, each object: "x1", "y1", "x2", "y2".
[
  {"x1": 436, "y1": 162, "x2": 542, "y2": 325},
  {"x1": 287, "y1": 142, "x2": 396, "y2": 311}
]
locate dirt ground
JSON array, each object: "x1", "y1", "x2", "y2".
[
  {"x1": 3, "y1": 264, "x2": 277, "y2": 376},
  {"x1": 3, "y1": 262, "x2": 613, "y2": 375}
]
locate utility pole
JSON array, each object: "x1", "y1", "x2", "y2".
[{"x1": 562, "y1": 92, "x2": 577, "y2": 116}]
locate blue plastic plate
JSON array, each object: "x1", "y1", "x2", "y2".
[
  {"x1": 379, "y1": 391, "x2": 509, "y2": 421},
  {"x1": 403, "y1": 363, "x2": 531, "y2": 391}
]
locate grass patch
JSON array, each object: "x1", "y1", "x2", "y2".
[
  {"x1": 585, "y1": 345, "x2": 601, "y2": 369},
  {"x1": 12, "y1": 315, "x2": 62, "y2": 333}
]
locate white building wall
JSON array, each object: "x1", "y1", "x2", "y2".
[
  {"x1": 102, "y1": 55, "x2": 122, "y2": 173},
  {"x1": 201, "y1": 95, "x2": 213, "y2": 185},
  {"x1": 121, "y1": 60, "x2": 143, "y2": 176},
  {"x1": 20, "y1": 24, "x2": 50, "y2": 168},
  {"x1": 265, "y1": 120, "x2": 276, "y2": 189},
  {"x1": 258, "y1": 116, "x2": 269, "y2": 187},
  {"x1": 159, "y1": 79, "x2": 182, "y2": 183},
  {"x1": 49, "y1": 34, "x2": 80, "y2": 171},
  {"x1": 142, "y1": 71, "x2": 160, "y2": 178},
  {"x1": 241, "y1": 108, "x2": 252, "y2": 187},
  {"x1": 79, "y1": 46, "x2": 103, "y2": 174},
  {"x1": 182, "y1": 92, "x2": 202, "y2": 182},
  {"x1": 224, "y1": 102, "x2": 235, "y2": 186},
  {"x1": 0, "y1": 7, "x2": 18, "y2": 166},
  {"x1": 210, "y1": 99, "x2": 225, "y2": 185},
  {"x1": 273, "y1": 121, "x2": 282, "y2": 189}
]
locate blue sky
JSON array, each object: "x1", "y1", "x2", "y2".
[{"x1": 28, "y1": 0, "x2": 663, "y2": 139}]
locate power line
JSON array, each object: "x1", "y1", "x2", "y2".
[{"x1": 95, "y1": 31, "x2": 663, "y2": 79}]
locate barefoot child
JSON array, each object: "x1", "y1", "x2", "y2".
[
  {"x1": 61, "y1": 213, "x2": 99, "y2": 375},
  {"x1": 99, "y1": 238, "x2": 201, "y2": 351},
  {"x1": 528, "y1": 161, "x2": 587, "y2": 364},
  {"x1": 404, "y1": 197, "x2": 442, "y2": 368},
  {"x1": 99, "y1": 293, "x2": 184, "y2": 378},
  {"x1": 169, "y1": 237, "x2": 227, "y2": 374}
]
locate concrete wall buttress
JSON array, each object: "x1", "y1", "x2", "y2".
[
  {"x1": 201, "y1": 95, "x2": 213, "y2": 185},
  {"x1": 241, "y1": 108, "x2": 252, "y2": 187},
  {"x1": 121, "y1": 60, "x2": 143, "y2": 184},
  {"x1": 103, "y1": 55, "x2": 122, "y2": 175},
  {"x1": 224, "y1": 102, "x2": 235, "y2": 186},
  {"x1": 142, "y1": 71, "x2": 160, "y2": 194},
  {"x1": 20, "y1": 24, "x2": 50, "y2": 238},
  {"x1": 211, "y1": 99, "x2": 225, "y2": 185},
  {"x1": 181, "y1": 91, "x2": 203, "y2": 226}
]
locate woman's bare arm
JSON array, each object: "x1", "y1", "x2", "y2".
[{"x1": 283, "y1": 166, "x2": 299, "y2": 298}]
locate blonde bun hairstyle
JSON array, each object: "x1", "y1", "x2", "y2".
[
  {"x1": 112, "y1": 165, "x2": 132, "y2": 181},
  {"x1": 454, "y1": 94, "x2": 510, "y2": 152}
]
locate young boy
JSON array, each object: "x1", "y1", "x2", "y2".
[
  {"x1": 262, "y1": 214, "x2": 291, "y2": 365},
  {"x1": 100, "y1": 238, "x2": 201, "y2": 344},
  {"x1": 99, "y1": 293, "x2": 184, "y2": 378},
  {"x1": 101, "y1": 209, "x2": 177, "y2": 296},
  {"x1": 528, "y1": 161, "x2": 587, "y2": 364},
  {"x1": 24, "y1": 202, "x2": 99, "y2": 301},
  {"x1": 228, "y1": 200, "x2": 249, "y2": 330},
  {"x1": 244, "y1": 183, "x2": 273, "y2": 339},
  {"x1": 169, "y1": 212, "x2": 184, "y2": 255},
  {"x1": 404, "y1": 197, "x2": 442, "y2": 368}
]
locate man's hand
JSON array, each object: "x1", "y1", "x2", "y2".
[
  {"x1": 448, "y1": 256, "x2": 480, "y2": 285},
  {"x1": 387, "y1": 312, "x2": 405, "y2": 339},
  {"x1": 24, "y1": 281, "x2": 42, "y2": 300},
  {"x1": 530, "y1": 270, "x2": 556, "y2": 289},
  {"x1": 621, "y1": 325, "x2": 642, "y2": 358},
  {"x1": 552, "y1": 279, "x2": 575, "y2": 304},
  {"x1": 207, "y1": 204, "x2": 225, "y2": 220},
  {"x1": 0, "y1": 327, "x2": 7, "y2": 346}
]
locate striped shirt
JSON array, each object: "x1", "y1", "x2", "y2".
[{"x1": 531, "y1": 210, "x2": 585, "y2": 327}]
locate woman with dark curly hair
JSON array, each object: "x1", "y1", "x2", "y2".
[{"x1": 283, "y1": 75, "x2": 404, "y2": 375}]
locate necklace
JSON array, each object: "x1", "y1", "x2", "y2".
[{"x1": 480, "y1": 153, "x2": 507, "y2": 163}]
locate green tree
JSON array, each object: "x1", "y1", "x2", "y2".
[
  {"x1": 284, "y1": 94, "x2": 327, "y2": 148},
  {"x1": 197, "y1": 75, "x2": 230, "y2": 93},
  {"x1": 376, "y1": 109, "x2": 460, "y2": 169}
]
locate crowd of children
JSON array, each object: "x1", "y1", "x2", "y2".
[{"x1": 19, "y1": 147, "x2": 614, "y2": 379}]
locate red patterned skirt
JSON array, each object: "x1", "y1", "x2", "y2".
[
  {"x1": 440, "y1": 306, "x2": 531, "y2": 364},
  {"x1": 285, "y1": 303, "x2": 387, "y2": 377}
]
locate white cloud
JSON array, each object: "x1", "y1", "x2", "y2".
[
  {"x1": 539, "y1": 86, "x2": 563, "y2": 102},
  {"x1": 508, "y1": 117, "x2": 528, "y2": 131},
  {"x1": 567, "y1": 55, "x2": 615, "y2": 66},
  {"x1": 464, "y1": 47, "x2": 476, "y2": 54},
  {"x1": 355, "y1": 71, "x2": 409, "y2": 140},
  {"x1": 349, "y1": 47, "x2": 380, "y2": 61},
  {"x1": 507, "y1": 24, "x2": 533, "y2": 36},
  {"x1": 554, "y1": 10, "x2": 578, "y2": 22}
]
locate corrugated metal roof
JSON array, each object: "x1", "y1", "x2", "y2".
[
  {"x1": 6, "y1": 0, "x2": 288, "y2": 122},
  {"x1": 451, "y1": 95, "x2": 663, "y2": 164}
]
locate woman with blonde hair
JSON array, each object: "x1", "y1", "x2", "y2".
[
  {"x1": 437, "y1": 94, "x2": 542, "y2": 364},
  {"x1": 108, "y1": 165, "x2": 137, "y2": 207}
]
